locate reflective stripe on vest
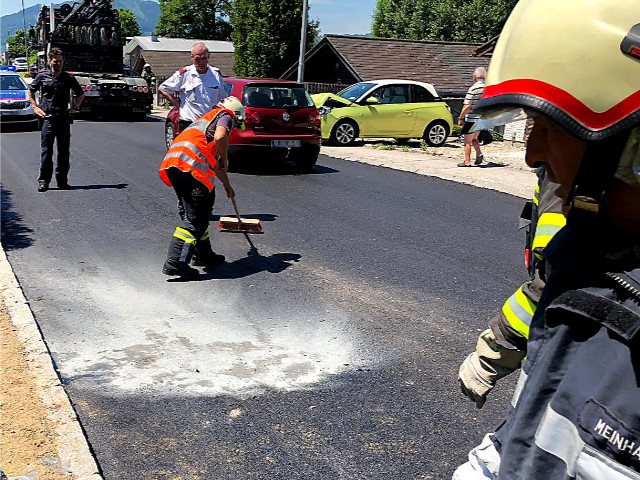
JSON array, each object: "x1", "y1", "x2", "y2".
[
  {"x1": 532, "y1": 212, "x2": 566, "y2": 252},
  {"x1": 159, "y1": 108, "x2": 222, "y2": 192},
  {"x1": 534, "y1": 405, "x2": 640, "y2": 479},
  {"x1": 502, "y1": 285, "x2": 536, "y2": 338},
  {"x1": 511, "y1": 369, "x2": 528, "y2": 408},
  {"x1": 173, "y1": 227, "x2": 197, "y2": 262},
  {"x1": 533, "y1": 184, "x2": 540, "y2": 206}
]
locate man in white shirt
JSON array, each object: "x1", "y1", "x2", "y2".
[
  {"x1": 159, "y1": 42, "x2": 228, "y2": 131},
  {"x1": 457, "y1": 67, "x2": 486, "y2": 167}
]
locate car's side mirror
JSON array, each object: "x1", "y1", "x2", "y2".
[{"x1": 365, "y1": 97, "x2": 379, "y2": 104}]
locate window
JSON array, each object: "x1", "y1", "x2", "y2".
[
  {"x1": 0, "y1": 75, "x2": 27, "y2": 90},
  {"x1": 224, "y1": 81, "x2": 233, "y2": 96},
  {"x1": 412, "y1": 85, "x2": 436, "y2": 103},
  {"x1": 367, "y1": 84, "x2": 410, "y2": 104},
  {"x1": 337, "y1": 82, "x2": 375, "y2": 102},
  {"x1": 243, "y1": 84, "x2": 314, "y2": 108}
]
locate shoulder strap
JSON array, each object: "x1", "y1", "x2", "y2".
[{"x1": 548, "y1": 284, "x2": 640, "y2": 341}]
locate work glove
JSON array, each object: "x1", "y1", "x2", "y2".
[{"x1": 458, "y1": 329, "x2": 525, "y2": 409}]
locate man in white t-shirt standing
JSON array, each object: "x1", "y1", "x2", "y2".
[
  {"x1": 159, "y1": 42, "x2": 228, "y2": 132},
  {"x1": 457, "y1": 67, "x2": 486, "y2": 167}
]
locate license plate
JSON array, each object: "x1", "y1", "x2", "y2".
[{"x1": 271, "y1": 140, "x2": 301, "y2": 148}]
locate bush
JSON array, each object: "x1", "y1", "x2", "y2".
[{"x1": 452, "y1": 125, "x2": 462, "y2": 137}]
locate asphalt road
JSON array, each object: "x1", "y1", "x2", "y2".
[{"x1": 1, "y1": 118, "x2": 525, "y2": 479}]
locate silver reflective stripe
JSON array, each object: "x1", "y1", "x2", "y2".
[
  {"x1": 170, "y1": 141, "x2": 210, "y2": 165},
  {"x1": 535, "y1": 405, "x2": 585, "y2": 477},
  {"x1": 507, "y1": 292, "x2": 533, "y2": 328},
  {"x1": 165, "y1": 151, "x2": 211, "y2": 177},
  {"x1": 577, "y1": 446, "x2": 640, "y2": 480},
  {"x1": 511, "y1": 369, "x2": 528, "y2": 408}
]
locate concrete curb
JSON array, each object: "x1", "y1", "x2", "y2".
[{"x1": 0, "y1": 248, "x2": 102, "y2": 480}]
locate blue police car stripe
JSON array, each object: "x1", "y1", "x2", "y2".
[{"x1": 0, "y1": 90, "x2": 27, "y2": 101}]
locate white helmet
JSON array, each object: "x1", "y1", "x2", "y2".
[
  {"x1": 218, "y1": 96, "x2": 245, "y2": 127},
  {"x1": 143, "y1": 63, "x2": 151, "y2": 69}
]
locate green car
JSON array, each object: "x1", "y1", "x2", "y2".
[{"x1": 312, "y1": 80, "x2": 454, "y2": 147}]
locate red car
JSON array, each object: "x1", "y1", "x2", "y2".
[{"x1": 164, "y1": 78, "x2": 322, "y2": 171}]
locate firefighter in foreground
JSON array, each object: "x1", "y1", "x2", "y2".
[
  {"x1": 160, "y1": 96, "x2": 245, "y2": 279},
  {"x1": 453, "y1": 0, "x2": 640, "y2": 478},
  {"x1": 458, "y1": 167, "x2": 564, "y2": 409}
]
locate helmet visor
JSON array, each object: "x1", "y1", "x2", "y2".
[{"x1": 471, "y1": 107, "x2": 531, "y2": 133}]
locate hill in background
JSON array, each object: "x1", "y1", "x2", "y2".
[{"x1": 1, "y1": 0, "x2": 160, "y2": 52}]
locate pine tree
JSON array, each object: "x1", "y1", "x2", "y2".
[
  {"x1": 231, "y1": 0, "x2": 319, "y2": 78},
  {"x1": 372, "y1": 0, "x2": 518, "y2": 43},
  {"x1": 118, "y1": 9, "x2": 142, "y2": 37},
  {"x1": 156, "y1": 0, "x2": 232, "y2": 40}
]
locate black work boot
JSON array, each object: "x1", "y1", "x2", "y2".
[
  {"x1": 38, "y1": 181, "x2": 49, "y2": 192},
  {"x1": 192, "y1": 251, "x2": 226, "y2": 267},
  {"x1": 192, "y1": 240, "x2": 225, "y2": 266},
  {"x1": 162, "y1": 259, "x2": 199, "y2": 278}
]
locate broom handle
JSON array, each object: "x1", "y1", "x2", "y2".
[{"x1": 230, "y1": 196, "x2": 242, "y2": 223}]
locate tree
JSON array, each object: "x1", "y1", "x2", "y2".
[
  {"x1": 231, "y1": 0, "x2": 319, "y2": 78},
  {"x1": 371, "y1": 0, "x2": 518, "y2": 43},
  {"x1": 6, "y1": 29, "x2": 37, "y2": 59},
  {"x1": 119, "y1": 9, "x2": 142, "y2": 37},
  {"x1": 156, "y1": 0, "x2": 232, "y2": 40}
]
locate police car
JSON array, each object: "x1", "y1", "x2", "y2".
[{"x1": 0, "y1": 66, "x2": 39, "y2": 128}]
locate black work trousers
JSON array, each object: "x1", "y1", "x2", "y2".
[
  {"x1": 166, "y1": 167, "x2": 216, "y2": 263},
  {"x1": 39, "y1": 116, "x2": 71, "y2": 184}
]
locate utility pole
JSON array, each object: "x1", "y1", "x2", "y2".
[
  {"x1": 296, "y1": 0, "x2": 309, "y2": 83},
  {"x1": 21, "y1": 0, "x2": 29, "y2": 68}
]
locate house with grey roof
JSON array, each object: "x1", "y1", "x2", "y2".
[
  {"x1": 123, "y1": 36, "x2": 234, "y2": 78},
  {"x1": 281, "y1": 34, "x2": 489, "y2": 98}
]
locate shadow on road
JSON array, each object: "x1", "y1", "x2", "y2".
[
  {"x1": 1, "y1": 185, "x2": 34, "y2": 251},
  {"x1": 59, "y1": 183, "x2": 128, "y2": 190},
  {"x1": 229, "y1": 155, "x2": 339, "y2": 176},
  {"x1": 167, "y1": 234, "x2": 300, "y2": 282},
  {"x1": 479, "y1": 162, "x2": 507, "y2": 169},
  {"x1": 209, "y1": 213, "x2": 277, "y2": 223}
]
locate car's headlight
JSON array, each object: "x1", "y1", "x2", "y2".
[{"x1": 317, "y1": 106, "x2": 332, "y2": 116}]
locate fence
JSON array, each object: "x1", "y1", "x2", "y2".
[{"x1": 303, "y1": 82, "x2": 347, "y2": 94}]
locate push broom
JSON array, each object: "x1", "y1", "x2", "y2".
[{"x1": 218, "y1": 196, "x2": 263, "y2": 233}]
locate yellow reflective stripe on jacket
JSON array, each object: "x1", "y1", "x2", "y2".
[
  {"x1": 200, "y1": 228, "x2": 210, "y2": 241},
  {"x1": 533, "y1": 185, "x2": 540, "y2": 206},
  {"x1": 173, "y1": 227, "x2": 197, "y2": 244},
  {"x1": 502, "y1": 285, "x2": 536, "y2": 338},
  {"x1": 532, "y1": 212, "x2": 566, "y2": 251}
]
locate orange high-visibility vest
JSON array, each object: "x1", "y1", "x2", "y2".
[{"x1": 159, "y1": 108, "x2": 225, "y2": 192}]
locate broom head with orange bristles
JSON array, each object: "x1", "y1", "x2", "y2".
[{"x1": 218, "y1": 216, "x2": 263, "y2": 233}]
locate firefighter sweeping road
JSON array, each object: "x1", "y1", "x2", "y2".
[{"x1": 2, "y1": 118, "x2": 527, "y2": 478}]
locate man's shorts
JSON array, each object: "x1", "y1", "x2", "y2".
[{"x1": 461, "y1": 120, "x2": 477, "y2": 135}]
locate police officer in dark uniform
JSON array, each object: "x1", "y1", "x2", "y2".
[{"x1": 28, "y1": 47, "x2": 84, "y2": 192}]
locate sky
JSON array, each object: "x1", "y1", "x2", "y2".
[{"x1": 0, "y1": 0, "x2": 378, "y2": 35}]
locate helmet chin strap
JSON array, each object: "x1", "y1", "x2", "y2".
[{"x1": 566, "y1": 130, "x2": 631, "y2": 226}]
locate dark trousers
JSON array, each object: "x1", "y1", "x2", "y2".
[
  {"x1": 39, "y1": 117, "x2": 71, "y2": 184},
  {"x1": 166, "y1": 168, "x2": 216, "y2": 263},
  {"x1": 178, "y1": 119, "x2": 193, "y2": 134}
]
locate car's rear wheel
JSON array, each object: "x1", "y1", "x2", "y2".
[
  {"x1": 423, "y1": 121, "x2": 449, "y2": 147},
  {"x1": 165, "y1": 121, "x2": 175, "y2": 150},
  {"x1": 330, "y1": 120, "x2": 358, "y2": 146},
  {"x1": 290, "y1": 144, "x2": 320, "y2": 172}
]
